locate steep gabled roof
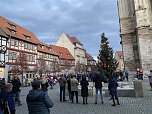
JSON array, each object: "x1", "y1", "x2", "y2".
[
  {"x1": 0, "y1": 16, "x2": 39, "y2": 44},
  {"x1": 86, "y1": 52, "x2": 95, "y2": 61},
  {"x1": 0, "y1": 28, "x2": 7, "y2": 37},
  {"x1": 51, "y1": 45, "x2": 75, "y2": 60},
  {"x1": 115, "y1": 51, "x2": 123, "y2": 57},
  {"x1": 37, "y1": 42, "x2": 58, "y2": 56},
  {"x1": 66, "y1": 34, "x2": 83, "y2": 46}
]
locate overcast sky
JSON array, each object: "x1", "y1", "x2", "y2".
[{"x1": 0, "y1": 0, "x2": 121, "y2": 59}]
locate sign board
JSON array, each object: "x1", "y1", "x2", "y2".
[{"x1": 0, "y1": 68, "x2": 4, "y2": 78}]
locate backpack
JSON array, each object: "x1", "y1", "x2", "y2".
[{"x1": 1, "y1": 98, "x2": 11, "y2": 114}]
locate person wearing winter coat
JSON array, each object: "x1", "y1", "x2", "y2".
[
  {"x1": 0, "y1": 78, "x2": 6, "y2": 92},
  {"x1": 11, "y1": 76, "x2": 22, "y2": 106},
  {"x1": 0, "y1": 83, "x2": 16, "y2": 114},
  {"x1": 26, "y1": 81, "x2": 54, "y2": 114},
  {"x1": 93, "y1": 71, "x2": 104, "y2": 104},
  {"x1": 80, "y1": 76, "x2": 89, "y2": 104},
  {"x1": 58, "y1": 74, "x2": 67, "y2": 102},
  {"x1": 67, "y1": 75, "x2": 72, "y2": 101},
  {"x1": 145, "y1": 70, "x2": 152, "y2": 90},
  {"x1": 108, "y1": 72, "x2": 120, "y2": 106},
  {"x1": 71, "y1": 75, "x2": 79, "y2": 103}
]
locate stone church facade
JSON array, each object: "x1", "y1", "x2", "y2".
[{"x1": 118, "y1": 0, "x2": 152, "y2": 72}]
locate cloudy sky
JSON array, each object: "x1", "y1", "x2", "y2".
[{"x1": 0, "y1": 0, "x2": 121, "y2": 59}]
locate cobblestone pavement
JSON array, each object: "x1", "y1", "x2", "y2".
[{"x1": 16, "y1": 77, "x2": 152, "y2": 114}]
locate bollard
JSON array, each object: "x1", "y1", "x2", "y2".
[{"x1": 133, "y1": 80, "x2": 144, "y2": 97}]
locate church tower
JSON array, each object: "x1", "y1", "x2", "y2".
[
  {"x1": 118, "y1": 0, "x2": 152, "y2": 72},
  {"x1": 117, "y1": 0, "x2": 137, "y2": 71}
]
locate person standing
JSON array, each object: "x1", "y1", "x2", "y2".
[
  {"x1": 49, "y1": 77, "x2": 53, "y2": 89},
  {"x1": 58, "y1": 74, "x2": 67, "y2": 102},
  {"x1": 139, "y1": 69, "x2": 143, "y2": 80},
  {"x1": 0, "y1": 78, "x2": 6, "y2": 92},
  {"x1": 108, "y1": 72, "x2": 120, "y2": 106},
  {"x1": 25, "y1": 78, "x2": 28, "y2": 87},
  {"x1": 124, "y1": 70, "x2": 129, "y2": 81},
  {"x1": 67, "y1": 75, "x2": 72, "y2": 101},
  {"x1": 136, "y1": 69, "x2": 140, "y2": 79},
  {"x1": 26, "y1": 81, "x2": 54, "y2": 114},
  {"x1": 80, "y1": 76, "x2": 89, "y2": 104},
  {"x1": 93, "y1": 71, "x2": 104, "y2": 104},
  {"x1": 0, "y1": 83, "x2": 16, "y2": 114},
  {"x1": 41, "y1": 79, "x2": 49, "y2": 93},
  {"x1": 11, "y1": 76, "x2": 22, "y2": 106},
  {"x1": 71, "y1": 75, "x2": 79, "y2": 103},
  {"x1": 145, "y1": 70, "x2": 152, "y2": 91}
]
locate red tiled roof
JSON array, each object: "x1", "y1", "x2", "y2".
[
  {"x1": 86, "y1": 52, "x2": 94, "y2": 61},
  {"x1": 0, "y1": 16, "x2": 39, "y2": 44},
  {"x1": 51, "y1": 45, "x2": 75, "y2": 60},
  {"x1": 0, "y1": 28, "x2": 7, "y2": 37},
  {"x1": 115, "y1": 51, "x2": 123, "y2": 57},
  {"x1": 66, "y1": 34, "x2": 83, "y2": 46},
  {"x1": 37, "y1": 43, "x2": 58, "y2": 56}
]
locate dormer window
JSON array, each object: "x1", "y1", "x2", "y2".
[
  {"x1": 67, "y1": 54, "x2": 70, "y2": 56},
  {"x1": 47, "y1": 47, "x2": 51, "y2": 51},
  {"x1": 8, "y1": 23, "x2": 16, "y2": 29},
  {"x1": 23, "y1": 34, "x2": 31, "y2": 40},
  {"x1": 60, "y1": 52, "x2": 63, "y2": 55},
  {"x1": 11, "y1": 30, "x2": 16, "y2": 34},
  {"x1": 26, "y1": 36, "x2": 30, "y2": 39},
  {"x1": 42, "y1": 46, "x2": 44, "y2": 49},
  {"x1": 8, "y1": 28, "x2": 16, "y2": 35}
]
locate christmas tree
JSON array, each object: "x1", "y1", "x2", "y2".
[{"x1": 97, "y1": 33, "x2": 118, "y2": 81}]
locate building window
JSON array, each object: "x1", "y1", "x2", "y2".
[
  {"x1": 23, "y1": 34, "x2": 31, "y2": 40},
  {"x1": 14, "y1": 40, "x2": 18, "y2": 47},
  {"x1": 8, "y1": 23, "x2": 16, "y2": 29},
  {"x1": 0, "y1": 53, "x2": 5, "y2": 61},
  {"x1": 26, "y1": 36, "x2": 30, "y2": 39},
  {"x1": 60, "y1": 52, "x2": 63, "y2": 55},
  {"x1": 28, "y1": 44, "x2": 31, "y2": 50},
  {"x1": 32, "y1": 45, "x2": 35, "y2": 51},
  {"x1": 0, "y1": 37, "x2": 7, "y2": 52},
  {"x1": 28, "y1": 55, "x2": 35, "y2": 62},
  {"x1": 11, "y1": 30, "x2": 16, "y2": 34},
  {"x1": 9, "y1": 52, "x2": 16, "y2": 60},
  {"x1": 10, "y1": 39, "x2": 18, "y2": 46},
  {"x1": 24, "y1": 43, "x2": 28, "y2": 49},
  {"x1": 10, "y1": 39, "x2": 15, "y2": 46}
]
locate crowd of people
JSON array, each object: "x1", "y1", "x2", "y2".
[
  {"x1": 58, "y1": 71, "x2": 120, "y2": 106},
  {"x1": 0, "y1": 76, "x2": 54, "y2": 114},
  {"x1": 1, "y1": 68, "x2": 152, "y2": 114}
]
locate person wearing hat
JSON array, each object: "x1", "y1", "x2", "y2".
[{"x1": 26, "y1": 81, "x2": 54, "y2": 114}]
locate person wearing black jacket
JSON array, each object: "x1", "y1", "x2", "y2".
[
  {"x1": 0, "y1": 83, "x2": 16, "y2": 114},
  {"x1": 67, "y1": 75, "x2": 72, "y2": 101},
  {"x1": 11, "y1": 76, "x2": 22, "y2": 106},
  {"x1": 26, "y1": 81, "x2": 54, "y2": 114},
  {"x1": 108, "y1": 72, "x2": 120, "y2": 106},
  {"x1": 93, "y1": 71, "x2": 104, "y2": 104},
  {"x1": 80, "y1": 76, "x2": 89, "y2": 104}
]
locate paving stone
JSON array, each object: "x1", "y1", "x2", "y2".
[{"x1": 16, "y1": 77, "x2": 152, "y2": 114}]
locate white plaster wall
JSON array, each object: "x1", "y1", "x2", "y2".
[{"x1": 56, "y1": 33, "x2": 75, "y2": 57}]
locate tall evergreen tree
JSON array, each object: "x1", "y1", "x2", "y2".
[{"x1": 97, "y1": 33, "x2": 118, "y2": 81}]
